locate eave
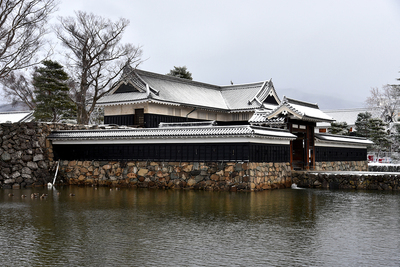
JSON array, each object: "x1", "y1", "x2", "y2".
[{"x1": 48, "y1": 125, "x2": 297, "y2": 145}]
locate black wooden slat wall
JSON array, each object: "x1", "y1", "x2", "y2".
[
  {"x1": 315, "y1": 147, "x2": 367, "y2": 162},
  {"x1": 104, "y1": 114, "x2": 135, "y2": 126},
  {"x1": 53, "y1": 143, "x2": 290, "y2": 162},
  {"x1": 104, "y1": 114, "x2": 250, "y2": 128}
]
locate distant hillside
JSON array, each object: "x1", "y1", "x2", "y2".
[{"x1": 0, "y1": 102, "x2": 30, "y2": 112}]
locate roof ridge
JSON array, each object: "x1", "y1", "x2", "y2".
[
  {"x1": 285, "y1": 97, "x2": 319, "y2": 109},
  {"x1": 0, "y1": 110, "x2": 33, "y2": 114},
  {"x1": 220, "y1": 81, "x2": 265, "y2": 90},
  {"x1": 135, "y1": 69, "x2": 222, "y2": 90}
]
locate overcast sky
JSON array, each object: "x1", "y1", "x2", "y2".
[{"x1": 49, "y1": 0, "x2": 400, "y2": 109}]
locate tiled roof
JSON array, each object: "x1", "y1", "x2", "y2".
[
  {"x1": 315, "y1": 133, "x2": 373, "y2": 146},
  {"x1": 220, "y1": 82, "x2": 267, "y2": 110},
  {"x1": 249, "y1": 97, "x2": 334, "y2": 125},
  {"x1": 249, "y1": 112, "x2": 286, "y2": 125},
  {"x1": 266, "y1": 97, "x2": 334, "y2": 122},
  {"x1": 317, "y1": 108, "x2": 371, "y2": 128},
  {"x1": 97, "y1": 68, "x2": 280, "y2": 112},
  {"x1": 96, "y1": 91, "x2": 148, "y2": 105},
  {"x1": 0, "y1": 111, "x2": 34, "y2": 123},
  {"x1": 48, "y1": 124, "x2": 296, "y2": 141}
]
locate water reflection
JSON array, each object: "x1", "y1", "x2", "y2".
[{"x1": 0, "y1": 187, "x2": 399, "y2": 266}]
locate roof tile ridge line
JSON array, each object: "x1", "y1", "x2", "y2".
[
  {"x1": 0, "y1": 110, "x2": 34, "y2": 114},
  {"x1": 134, "y1": 70, "x2": 160, "y2": 96},
  {"x1": 267, "y1": 79, "x2": 281, "y2": 104},
  {"x1": 100, "y1": 97, "x2": 233, "y2": 112},
  {"x1": 107, "y1": 68, "x2": 145, "y2": 95},
  {"x1": 250, "y1": 125, "x2": 291, "y2": 132},
  {"x1": 267, "y1": 96, "x2": 303, "y2": 118},
  {"x1": 285, "y1": 96, "x2": 319, "y2": 109},
  {"x1": 219, "y1": 85, "x2": 231, "y2": 110},
  {"x1": 219, "y1": 81, "x2": 265, "y2": 90},
  {"x1": 135, "y1": 69, "x2": 222, "y2": 90},
  {"x1": 315, "y1": 132, "x2": 370, "y2": 140},
  {"x1": 248, "y1": 80, "x2": 268, "y2": 105},
  {"x1": 282, "y1": 97, "x2": 304, "y2": 116},
  {"x1": 96, "y1": 99, "x2": 150, "y2": 107},
  {"x1": 21, "y1": 112, "x2": 34, "y2": 122},
  {"x1": 256, "y1": 79, "x2": 272, "y2": 102}
]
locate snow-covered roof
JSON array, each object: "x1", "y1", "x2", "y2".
[
  {"x1": 249, "y1": 97, "x2": 334, "y2": 125},
  {"x1": 315, "y1": 133, "x2": 373, "y2": 148},
  {"x1": 97, "y1": 67, "x2": 281, "y2": 112},
  {"x1": 48, "y1": 123, "x2": 296, "y2": 144},
  {"x1": 0, "y1": 111, "x2": 34, "y2": 123},
  {"x1": 317, "y1": 107, "x2": 371, "y2": 128}
]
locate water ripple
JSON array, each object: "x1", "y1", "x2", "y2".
[{"x1": 0, "y1": 188, "x2": 399, "y2": 266}]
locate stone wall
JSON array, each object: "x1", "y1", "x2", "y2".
[
  {"x1": 59, "y1": 160, "x2": 292, "y2": 191},
  {"x1": 292, "y1": 171, "x2": 400, "y2": 190},
  {"x1": 0, "y1": 122, "x2": 292, "y2": 191},
  {"x1": 368, "y1": 164, "x2": 400, "y2": 172},
  {"x1": 1, "y1": 122, "x2": 371, "y2": 191},
  {"x1": 0, "y1": 122, "x2": 115, "y2": 189},
  {"x1": 314, "y1": 161, "x2": 368, "y2": 172}
]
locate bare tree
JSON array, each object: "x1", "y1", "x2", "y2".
[
  {"x1": 0, "y1": 0, "x2": 57, "y2": 78},
  {"x1": 0, "y1": 70, "x2": 35, "y2": 109},
  {"x1": 55, "y1": 11, "x2": 143, "y2": 125},
  {"x1": 366, "y1": 84, "x2": 400, "y2": 123}
]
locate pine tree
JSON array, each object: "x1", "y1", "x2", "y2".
[
  {"x1": 354, "y1": 112, "x2": 372, "y2": 137},
  {"x1": 329, "y1": 121, "x2": 350, "y2": 135},
  {"x1": 355, "y1": 112, "x2": 391, "y2": 155},
  {"x1": 369, "y1": 118, "x2": 391, "y2": 153},
  {"x1": 166, "y1": 66, "x2": 193, "y2": 80},
  {"x1": 33, "y1": 60, "x2": 77, "y2": 122}
]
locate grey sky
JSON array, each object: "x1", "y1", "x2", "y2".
[{"x1": 52, "y1": 0, "x2": 400, "y2": 109}]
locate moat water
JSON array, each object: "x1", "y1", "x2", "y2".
[{"x1": 0, "y1": 186, "x2": 399, "y2": 266}]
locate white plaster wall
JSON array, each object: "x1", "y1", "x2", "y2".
[
  {"x1": 104, "y1": 106, "x2": 122, "y2": 116},
  {"x1": 104, "y1": 103, "x2": 148, "y2": 116},
  {"x1": 105, "y1": 103, "x2": 254, "y2": 122}
]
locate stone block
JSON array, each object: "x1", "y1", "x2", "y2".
[
  {"x1": 11, "y1": 171, "x2": 20, "y2": 179},
  {"x1": 1, "y1": 152, "x2": 11, "y2": 162},
  {"x1": 38, "y1": 161, "x2": 48, "y2": 169},
  {"x1": 83, "y1": 161, "x2": 91, "y2": 167},
  {"x1": 195, "y1": 175, "x2": 204, "y2": 183},
  {"x1": 210, "y1": 174, "x2": 219, "y2": 181},
  {"x1": 138, "y1": 169, "x2": 149, "y2": 176},
  {"x1": 103, "y1": 164, "x2": 112, "y2": 170},
  {"x1": 187, "y1": 178, "x2": 196, "y2": 186},
  {"x1": 22, "y1": 167, "x2": 31, "y2": 175},
  {"x1": 182, "y1": 165, "x2": 193, "y2": 172},
  {"x1": 21, "y1": 174, "x2": 32, "y2": 179},
  {"x1": 4, "y1": 178, "x2": 15, "y2": 184},
  {"x1": 33, "y1": 154, "x2": 44, "y2": 162}
]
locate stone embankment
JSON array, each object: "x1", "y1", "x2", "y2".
[
  {"x1": 368, "y1": 164, "x2": 400, "y2": 172},
  {"x1": 60, "y1": 161, "x2": 293, "y2": 191},
  {"x1": 315, "y1": 161, "x2": 368, "y2": 172},
  {"x1": 0, "y1": 122, "x2": 114, "y2": 189},
  {"x1": 292, "y1": 171, "x2": 400, "y2": 190},
  {"x1": 0, "y1": 122, "x2": 293, "y2": 191}
]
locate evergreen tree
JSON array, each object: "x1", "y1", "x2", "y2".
[
  {"x1": 355, "y1": 112, "x2": 391, "y2": 154},
  {"x1": 369, "y1": 117, "x2": 391, "y2": 153},
  {"x1": 390, "y1": 124, "x2": 400, "y2": 148},
  {"x1": 166, "y1": 66, "x2": 193, "y2": 80},
  {"x1": 329, "y1": 121, "x2": 350, "y2": 135},
  {"x1": 33, "y1": 60, "x2": 77, "y2": 122},
  {"x1": 354, "y1": 112, "x2": 372, "y2": 137}
]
